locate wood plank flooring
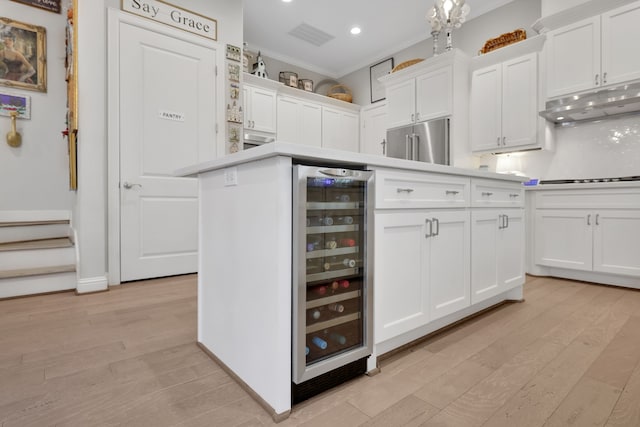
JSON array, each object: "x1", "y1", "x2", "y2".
[{"x1": 2, "y1": 275, "x2": 640, "y2": 426}]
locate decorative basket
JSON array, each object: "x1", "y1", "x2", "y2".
[
  {"x1": 279, "y1": 71, "x2": 298, "y2": 88},
  {"x1": 479, "y1": 29, "x2": 527, "y2": 55},
  {"x1": 326, "y1": 84, "x2": 353, "y2": 103},
  {"x1": 392, "y1": 58, "x2": 424, "y2": 73}
]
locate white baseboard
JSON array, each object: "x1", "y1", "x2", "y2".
[{"x1": 76, "y1": 275, "x2": 109, "y2": 294}]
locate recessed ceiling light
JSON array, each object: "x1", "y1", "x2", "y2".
[
  {"x1": 350, "y1": 26, "x2": 361, "y2": 35},
  {"x1": 282, "y1": 0, "x2": 292, "y2": 2}
]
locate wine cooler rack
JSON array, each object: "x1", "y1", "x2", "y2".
[{"x1": 293, "y1": 165, "x2": 373, "y2": 386}]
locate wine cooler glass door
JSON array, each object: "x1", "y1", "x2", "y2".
[{"x1": 292, "y1": 165, "x2": 374, "y2": 384}]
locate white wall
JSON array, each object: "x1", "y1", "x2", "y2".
[{"x1": 0, "y1": 1, "x2": 71, "y2": 210}]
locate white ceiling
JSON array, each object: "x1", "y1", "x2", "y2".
[{"x1": 243, "y1": 0, "x2": 515, "y2": 78}]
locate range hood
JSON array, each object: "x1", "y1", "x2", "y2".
[{"x1": 539, "y1": 81, "x2": 640, "y2": 124}]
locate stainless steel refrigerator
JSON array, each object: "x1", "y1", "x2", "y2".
[{"x1": 385, "y1": 118, "x2": 450, "y2": 165}]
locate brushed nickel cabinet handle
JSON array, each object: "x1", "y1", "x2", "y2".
[
  {"x1": 446, "y1": 190, "x2": 459, "y2": 195},
  {"x1": 482, "y1": 192, "x2": 493, "y2": 197},
  {"x1": 397, "y1": 188, "x2": 414, "y2": 193}
]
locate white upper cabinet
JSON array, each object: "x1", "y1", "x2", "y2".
[
  {"x1": 545, "y1": 1, "x2": 640, "y2": 98},
  {"x1": 276, "y1": 96, "x2": 322, "y2": 147},
  {"x1": 322, "y1": 106, "x2": 359, "y2": 152},
  {"x1": 386, "y1": 65, "x2": 453, "y2": 129},
  {"x1": 243, "y1": 84, "x2": 277, "y2": 133},
  {"x1": 360, "y1": 102, "x2": 387, "y2": 156},
  {"x1": 471, "y1": 53, "x2": 538, "y2": 153},
  {"x1": 601, "y1": 1, "x2": 640, "y2": 86}
]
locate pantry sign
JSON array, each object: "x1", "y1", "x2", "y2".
[{"x1": 121, "y1": 0, "x2": 217, "y2": 40}]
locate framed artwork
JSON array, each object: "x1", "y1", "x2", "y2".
[
  {"x1": 10, "y1": 0, "x2": 61, "y2": 13},
  {"x1": 370, "y1": 57, "x2": 393, "y2": 103},
  {"x1": 0, "y1": 91, "x2": 30, "y2": 118},
  {"x1": 0, "y1": 17, "x2": 47, "y2": 92}
]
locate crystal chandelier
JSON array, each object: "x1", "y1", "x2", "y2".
[{"x1": 426, "y1": 0, "x2": 470, "y2": 54}]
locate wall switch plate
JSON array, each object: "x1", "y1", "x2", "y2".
[{"x1": 224, "y1": 167, "x2": 238, "y2": 186}]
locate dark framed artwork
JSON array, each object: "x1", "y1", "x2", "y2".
[
  {"x1": 370, "y1": 57, "x2": 393, "y2": 103},
  {"x1": 0, "y1": 17, "x2": 47, "y2": 92},
  {"x1": 10, "y1": 0, "x2": 62, "y2": 13}
]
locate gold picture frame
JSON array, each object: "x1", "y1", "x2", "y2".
[{"x1": 0, "y1": 17, "x2": 47, "y2": 93}]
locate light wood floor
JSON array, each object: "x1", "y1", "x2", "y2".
[{"x1": 2, "y1": 275, "x2": 640, "y2": 426}]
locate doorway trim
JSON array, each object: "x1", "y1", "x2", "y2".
[{"x1": 107, "y1": 9, "x2": 223, "y2": 285}]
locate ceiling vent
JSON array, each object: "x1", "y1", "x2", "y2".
[{"x1": 288, "y1": 22, "x2": 335, "y2": 47}]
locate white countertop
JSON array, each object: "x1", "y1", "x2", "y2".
[
  {"x1": 176, "y1": 142, "x2": 527, "y2": 183},
  {"x1": 525, "y1": 181, "x2": 640, "y2": 190}
]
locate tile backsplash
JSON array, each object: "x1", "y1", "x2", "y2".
[{"x1": 479, "y1": 115, "x2": 640, "y2": 180}]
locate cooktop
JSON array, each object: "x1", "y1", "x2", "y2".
[{"x1": 539, "y1": 176, "x2": 640, "y2": 184}]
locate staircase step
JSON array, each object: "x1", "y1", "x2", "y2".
[
  {"x1": 0, "y1": 219, "x2": 69, "y2": 227},
  {"x1": 0, "y1": 237, "x2": 73, "y2": 252},
  {"x1": 0, "y1": 223, "x2": 70, "y2": 244},
  {"x1": 0, "y1": 270, "x2": 76, "y2": 299},
  {"x1": 0, "y1": 264, "x2": 76, "y2": 279}
]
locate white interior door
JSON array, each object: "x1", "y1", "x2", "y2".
[{"x1": 118, "y1": 20, "x2": 216, "y2": 282}]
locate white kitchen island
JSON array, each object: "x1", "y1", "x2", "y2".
[{"x1": 177, "y1": 142, "x2": 528, "y2": 421}]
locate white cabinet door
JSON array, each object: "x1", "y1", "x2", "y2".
[
  {"x1": 300, "y1": 102, "x2": 322, "y2": 147},
  {"x1": 386, "y1": 78, "x2": 416, "y2": 129},
  {"x1": 360, "y1": 102, "x2": 387, "y2": 156},
  {"x1": 276, "y1": 96, "x2": 299, "y2": 144},
  {"x1": 601, "y1": 1, "x2": 640, "y2": 86},
  {"x1": 593, "y1": 210, "x2": 640, "y2": 277},
  {"x1": 545, "y1": 16, "x2": 600, "y2": 98},
  {"x1": 471, "y1": 53, "x2": 537, "y2": 153},
  {"x1": 322, "y1": 107, "x2": 359, "y2": 152},
  {"x1": 416, "y1": 65, "x2": 452, "y2": 122},
  {"x1": 471, "y1": 211, "x2": 500, "y2": 303},
  {"x1": 470, "y1": 65, "x2": 501, "y2": 152},
  {"x1": 244, "y1": 85, "x2": 276, "y2": 133},
  {"x1": 498, "y1": 209, "x2": 525, "y2": 290},
  {"x1": 428, "y1": 210, "x2": 470, "y2": 321},
  {"x1": 502, "y1": 53, "x2": 537, "y2": 150},
  {"x1": 374, "y1": 212, "x2": 429, "y2": 343},
  {"x1": 534, "y1": 209, "x2": 593, "y2": 271}
]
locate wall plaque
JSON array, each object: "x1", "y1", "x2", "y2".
[
  {"x1": 10, "y1": 0, "x2": 61, "y2": 14},
  {"x1": 121, "y1": 0, "x2": 217, "y2": 40}
]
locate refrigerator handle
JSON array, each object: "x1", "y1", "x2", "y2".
[
  {"x1": 412, "y1": 133, "x2": 419, "y2": 161},
  {"x1": 405, "y1": 134, "x2": 411, "y2": 160},
  {"x1": 381, "y1": 138, "x2": 386, "y2": 155}
]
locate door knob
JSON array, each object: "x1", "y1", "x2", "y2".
[{"x1": 122, "y1": 181, "x2": 142, "y2": 189}]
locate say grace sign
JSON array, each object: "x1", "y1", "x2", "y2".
[{"x1": 121, "y1": 0, "x2": 217, "y2": 40}]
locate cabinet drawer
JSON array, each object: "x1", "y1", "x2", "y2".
[
  {"x1": 375, "y1": 169, "x2": 469, "y2": 209},
  {"x1": 471, "y1": 179, "x2": 524, "y2": 207},
  {"x1": 535, "y1": 188, "x2": 640, "y2": 209}
]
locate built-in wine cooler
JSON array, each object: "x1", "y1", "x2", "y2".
[{"x1": 292, "y1": 165, "x2": 373, "y2": 403}]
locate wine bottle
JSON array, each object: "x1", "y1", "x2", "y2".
[
  {"x1": 330, "y1": 280, "x2": 340, "y2": 291},
  {"x1": 327, "y1": 303, "x2": 344, "y2": 313},
  {"x1": 312, "y1": 336, "x2": 327, "y2": 350},
  {"x1": 305, "y1": 346, "x2": 310, "y2": 356},
  {"x1": 329, "y1": 332, "x2": 346, "y2": 345},
  {"x1": 339, "y1": 238, "x2": 356, "y2": 247},
  {"x1": 339, "y1": 279, "x2": 350, "y2": 289},
  {"x1": 321, "y1": 216, "x2": 334, "y2": 226},
  {"x1": 310, "y1": 309, "x2": 321, "y2": 320},
  {"x1": 343, "y1": 258, "x2": 356, "y2": 268},
  {"x1": 335, "y1": 194, "x2": 350, "y2": 202},
  {"x1": 323, "y1": 257, "x2": 356, "y2": 270},
  {"x1": 313, "y1": 285, "x2": 327, "y2": 296},
  {"x1": 325, "y1": 237, "x2": 337, "y2": 250},
  {"x1": 336, "y1": 216, "x2": 354, "y2": 225}
]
